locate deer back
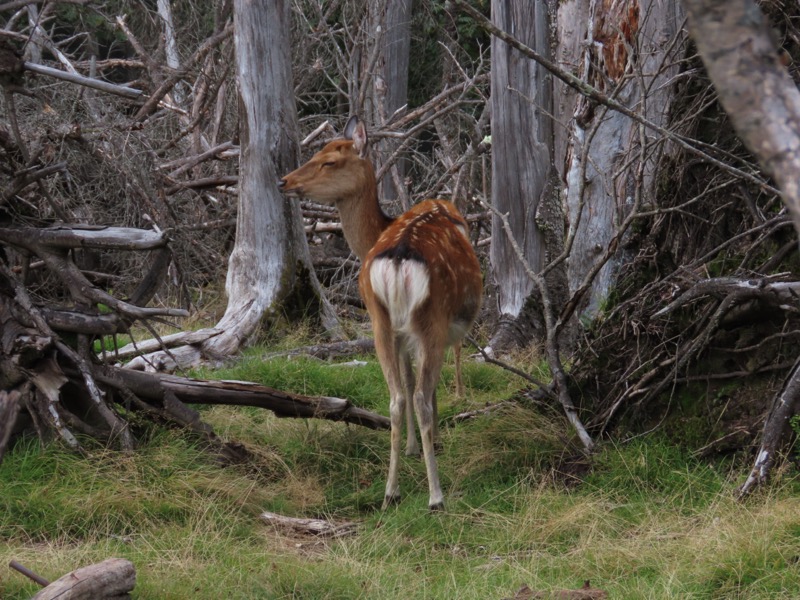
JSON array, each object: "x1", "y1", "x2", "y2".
[{"x1": 360, "y1": 199, "x2": 482, "y2": 347}]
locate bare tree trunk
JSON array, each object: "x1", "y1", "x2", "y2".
[
  {"x1": 681, "y1": 0, "x2": 800, "y2": 494},
  {"x1": 127, "y1": 0, "x2": 342, "y2": 370},
  {"x1": 554, "y1": 0, "x2": 684, "y2": 320},
  {"x1": 486, "y1": 0, "x2": 552, "y2": 355},
  {"x1": 204, "y1": 0, "x2": 301, "y2": 358},
  {"x1": 366, "y1": 0, "x2": 412, "y2": 208}
]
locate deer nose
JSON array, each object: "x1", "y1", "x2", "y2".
[{"x1": 277, "y1": 178, "x2": 286, "y2": 189}]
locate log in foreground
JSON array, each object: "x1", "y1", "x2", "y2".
[
  {"x1": 97, "y1": 366, "x2": 390, "y2": 430},
  {"x1": 29, "y1": 558, "x2": 135, "y2": 600}
]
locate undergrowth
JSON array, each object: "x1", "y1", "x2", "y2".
[{"x1": 1, "y1": 342, "x2": 799, "y2": 599}]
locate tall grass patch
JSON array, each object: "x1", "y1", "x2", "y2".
[{"x1": 3, "y1": 347, "x2": 800, "y2": 598}]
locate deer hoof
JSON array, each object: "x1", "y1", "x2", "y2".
[
  {"x1": 382, "y1": 494, "x2": 401, "y2": 509},
  {"x1": 429, "y1": 501, "x2": 445, "y2": 513}
]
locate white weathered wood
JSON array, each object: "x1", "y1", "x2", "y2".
[
  {"x1": 489, "y1": 0, "x2": 551, "y2": 320},
  {"x1": 110, "y1": 328, "x2": 223, "y2": 362},
  {"x1": 31, "y1": 558, "x2": 135, "y2": 600},
  {"x1": 23, "y1": 62, "x2": 143, "y2": 99},
  {"x1": 555, "y1": 1, "x2": 685, "y2": 318},
  {"x1": 0, "y1": 226, "x2": 165, "y2": 251},
  {"x1": 260, "y1": 511, "x2": 358, "y2": 537},
  {"x1": 198, "y1": 0, "x2": 299, "y2": 359}
]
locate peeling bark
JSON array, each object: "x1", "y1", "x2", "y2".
[{"x1": 556, "y1": 0, "x2": 684, "y2": 319}]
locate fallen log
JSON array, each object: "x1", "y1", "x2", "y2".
[
  {"x1": 260, "y1": 511, "x2": 359, "y2": 537},
  {"x1": 29, "y1": 558, "x2": 135, "y2": 600},
  {"x1": 94, "y1": 365, "x2": 390, "y2": 430}
]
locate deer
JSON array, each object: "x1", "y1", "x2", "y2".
[{"x1": 279, "y1": 116, "x2": 482, "y2": 511}]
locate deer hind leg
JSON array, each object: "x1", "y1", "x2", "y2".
[
  {"x1": 399, "y1": 349, "x2": 420, "y2": 456},
  {"x1": 372, "y1": 310, "x2": 406, "y2": 509},
  {"x1": 454, "y1": 341, "x2": 465, "y2": 398},
  {"x1": 414, "y1": 341, "x2": 447, "y2": 511}
]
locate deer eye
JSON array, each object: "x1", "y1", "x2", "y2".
[{"x1": 321, "y1": 161, "x2": 336, "y2": 168}]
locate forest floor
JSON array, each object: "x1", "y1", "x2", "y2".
[{"x1": 1, "y1": 331, "x2": 799, "y2": 599}]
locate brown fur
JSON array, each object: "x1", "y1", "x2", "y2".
[{"x1": 280, "y1": 118, "x2": 482, "y2": 510}]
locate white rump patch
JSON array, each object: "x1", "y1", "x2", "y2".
[{"x1": 369, "y1": 258, "x2": 430, "y2": 332}]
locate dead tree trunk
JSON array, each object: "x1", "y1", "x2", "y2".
[
  {"x1": 127, "y1": 0, "x2": 343, "y2": 371},
  {"x1": 371, "y1": 0, "x2": 412, "y2": 208},
  {"x1": 554, "y1": 0, "x2": 685, "y2": 322},
  {"x1": 486, "y1": 0, "x2": 555, "y2": 356}
]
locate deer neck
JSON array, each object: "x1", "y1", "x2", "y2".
[{"x1": 335, "y1": 168, "x2": 392, "y2": 261}]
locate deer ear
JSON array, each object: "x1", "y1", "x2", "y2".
[{"x1": 344, "y1": 116, "x2": 368, "y2": 159}]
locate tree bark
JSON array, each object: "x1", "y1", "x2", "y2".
[
  {"x1": 682, "y1": 0, "x2": 800, "y2": 237},
  {"x1": 30, "y1": 558, "x2": 135, "y2": 600},
  {"x1": 130, "y1": 0, "x2": 342, "y2": 371},
  {"x1": 207, "y1": 0, "x2": 303, "y2": 357},
  {"x1": 555, "y1": 0, "x2": 685, "y2": 320},
  {"x1": 367, "y1": 0, "x2": 412, "y2": 206},
  {"x1": 487, "y1": 0, "x2": 552, "y2": 354}
]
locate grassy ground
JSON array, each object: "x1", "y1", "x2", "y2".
[{"x1": 2, "y1": 345, "x2": 799, "y2": 599}]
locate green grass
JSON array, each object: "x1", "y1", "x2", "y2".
[{"x1": 2, "y1": 346, "x2": 800, "y2": 599}]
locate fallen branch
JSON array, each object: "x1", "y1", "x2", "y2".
[
  {"x1": 653, "y1": 274, "x2": 799, "y2": 317},
  {"x1": 106, "y1": 328, "x2": 224, "y2": 363},
  {"x1": 262, "y1": 338, "x2": 376, "y2": 361},
  {"x1": 260, "y1": 511, "x2": 359, "y2": 537},
  {"x1": 95, "y1": 365, "x2": 391, "y2": 430},
  {"x1": 23, "y1": 61, "x2": 143, "y2": 99},
  {"x1": 9, "y1": 560, "x2": 50, "y2": 588},
  {"x1": 738, "y1": 357, "x2": 800, "y2": 498}
]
